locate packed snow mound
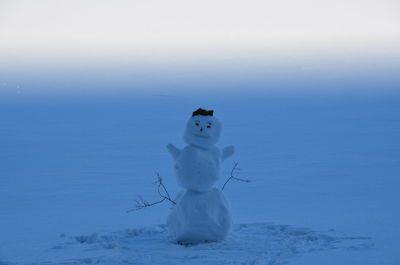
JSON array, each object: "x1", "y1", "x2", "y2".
[
  {"x1": 167, "y1": 188, "x2": 231, "y2": 244},
  {"x1": 1, "y1": 223, "x2": 372, "y2": 265},
  {"x1": 173, "y1": 145, "x2": 222, "y2": 192}
]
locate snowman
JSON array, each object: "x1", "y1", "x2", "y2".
[{"x1": 166, "y1": 108, "x2": 235, "y2": 244}]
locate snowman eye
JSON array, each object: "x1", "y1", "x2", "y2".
[
  {"x1": 195, "y1": 122, "x2": 200, "y2": 126},
  {"x1": 207, "y1": 125, "x2": 211, "y2": 128}
]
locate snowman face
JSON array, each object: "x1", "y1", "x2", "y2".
[{"x1": 184, "y1": 115, "x2": 221, "y2": 148}]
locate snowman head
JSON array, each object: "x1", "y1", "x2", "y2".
[{"x1": 184, "y1": 108, "x2": 222, "y2": 149}]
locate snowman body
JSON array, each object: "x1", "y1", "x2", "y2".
[
  {"x1": 174, "y1": 145, "x2": 220, "y2": 193},
  {"x1": 166, "y1": 109, "x2": 235, "y2": 244},
  {"x1": 167, "y1": 188, "x2": 231, "y2": 244}
]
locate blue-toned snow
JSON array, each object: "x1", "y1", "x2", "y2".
[{"x1": 1, "y1": 90, "x2": 400, "y2": 264}]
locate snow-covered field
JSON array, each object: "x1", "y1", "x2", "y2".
[{"x1": 1, "y1": 92, "x2": 399, "y2": 264}]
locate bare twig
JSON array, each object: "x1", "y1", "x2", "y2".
[
  {"x1": 221, "y1": 161, "x2": 251, "y2": 191},
  {"x1": 126, "y1": 173, "x2": 176, "y2": 213},
  {"x1": 156, "y1": 173, "x2": 176, "y2": 205}
]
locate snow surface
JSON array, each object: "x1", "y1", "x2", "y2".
[
  {"x1": 1, "y1": 92, "x2": 400, "y2": 264},
  {"x1": 0, "y1": 223, "x2": 373, "y2": 265}
]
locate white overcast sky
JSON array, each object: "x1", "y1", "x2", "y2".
[{"x1": 0, "y1": 0, "x2": 400, "y2": 61}]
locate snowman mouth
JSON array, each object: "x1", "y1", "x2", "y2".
[{"x1": 193, "y1": 134, "x2": 210, "y2": 139}]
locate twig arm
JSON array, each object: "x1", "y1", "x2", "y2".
[
  {"x1": 222, "y1": 161, "x2": 251, "y2": 191},
  {"x1": 126, "y1": 197, "x2": 166, "y2": 213},
  {"x1": 156, "y1": 173, "x2": 176, "y2": 205},
  {"x1": 126, "y1": 173, "x2": 176, "y2": 213}
]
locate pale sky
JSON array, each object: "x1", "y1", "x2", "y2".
[{"x1": 1, "y1": 0, "x2": 400, "y2": 61}]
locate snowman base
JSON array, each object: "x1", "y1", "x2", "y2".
[{"x1": 167, "y1": 188, "x2": 231, "y2": 244}]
